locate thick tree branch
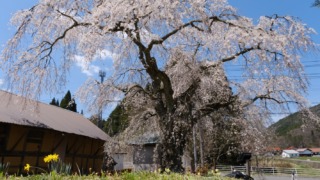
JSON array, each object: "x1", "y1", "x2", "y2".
[
  {"x1": 28, "y1": 10, "x2": 92, "y2": 64},
  {"x1": 147, "y1": 16, "x2": 244, "y2": 51},
  {"x1": 122, "y1": 84, "x2": 157, "y2": 100},
  {"x1": 198, "y1": 99, "x2": 237, "y2": 116},
  {"x1": 221, "y1": 47, "x2": 255, "y2": 63},
  {"x1": 243, "y1": 93, "x2": 299, "y2": 107},
  {"x1": 116, "y1": 13, "x2": 175, "y2": 112},
  {"x1": 218, "y1": 44, "x2": 285, "y2": 65}
]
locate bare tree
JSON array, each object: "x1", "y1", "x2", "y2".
[
  {"x1": 1, "y1": 0, "x2": 317, "y2": 172},
  {"x1": 313, "y1": 0, "x2": 320, "y2": 7}
]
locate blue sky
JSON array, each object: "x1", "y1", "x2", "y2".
[{"x1": 1, "y1": 0, "x2": 320, "y2": 120}]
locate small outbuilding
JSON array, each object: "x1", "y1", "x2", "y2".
[
  {"x1": 128, "y1": 133, "x2": 160, "y2": 171},
  {"x1": 0, "y1": 91, "x2": 110, "y2": 174},
  {"x1": 109, "y1": 132, "x2": 161, "y2": 171},
  {"x1": 110, "y1": 133, "x2": 191, "y2": 172},
  {"x1": 108, "y1": 110, "x2": 191, "y2": 172},
  {"x1": 281, "y1": 150, "x2": 299, "y2": 158}
]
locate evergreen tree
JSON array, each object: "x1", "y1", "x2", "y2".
[
  {"x1": 66, "y1": 98, "x2": 77, "y2": 112},
  {"x1": 59, "y1": 90, "x2": 77, "y2": 112},
  {"x1": 104, "y1": 105, "x2": 129, "y2": 136},
  {"x1": 60, "y1": 90, "x2": 72, "y2": 109},
  {"x1": 49, "y1": 98, "x2": 59, "y2": 106},
  {"x1": 49, "y1": 91, "x2": 77, "y2": 112},
  {"x1": 89, "y1": 114, "x2": 104, "y2": 129},
  {"x1": 50, "y1": 98, "x2": 56, "y2": 106}
]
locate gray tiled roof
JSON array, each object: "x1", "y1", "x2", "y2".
[
  {"x1": 282, "y1": 150, "x2": 299, "y2": 154},
  {"x1": 0, "y1": 90, "x2": 110, "y2": 141},
  {"x1": 127, "y1": 132, "x2": 160, "y2": 145}
]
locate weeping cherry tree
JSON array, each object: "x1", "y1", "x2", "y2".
[{"x1": 1, "y1": 0, "x2": 317, "y2": 171}]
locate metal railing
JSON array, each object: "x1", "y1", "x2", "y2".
[{"x1": 216, "y1": 165, "x2": 320, "y2": 177}]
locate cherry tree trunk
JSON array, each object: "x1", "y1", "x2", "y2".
[{"x1": 157, "y1": 113, "x2": 191, "y2": 172}]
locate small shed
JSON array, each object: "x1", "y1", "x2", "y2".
[
  {"x1": 281, "y1": 150, "x2": 299, "y2": 158},
  {"x1": 108, "y1": 132, "x2": 161, "y2": 171},
  {"x1": 108, "y1": 108, "x2": 192, "y2": 172},
  {"x1": 110, "y1": 132, "x2": 192, "y2": 172},
  {"x1": 296, "y1": 148, "x2": 312, "y2": 157},
  {"x1": 0, "y1": 91, "x2": 110, "y2": 174},
  {"x1": 128, "y1": 134, "x2": 160, "y2": 171}
]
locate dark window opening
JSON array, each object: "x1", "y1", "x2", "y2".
[
  {"x1": 133, "y1": 145, "x2": 155, "y2": 164},
  {"x1": 0, "y1": 123, "x2": 9, "y2": 151},
  {"x1": 27, "y1": 130, "x2": 44, "y2": 144}
]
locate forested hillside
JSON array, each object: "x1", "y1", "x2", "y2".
[{"x1": 270, "y1": 104, "x2": 320, "y2": 148}]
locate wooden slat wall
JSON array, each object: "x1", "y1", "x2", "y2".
[{"x1": 0, "y1": 123, "x2": 105, "y2": 175}]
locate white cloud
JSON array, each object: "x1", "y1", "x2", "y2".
[
  {"x1": 73, "y1": 49, "x2": 116, "y2": 76},
  {"x1": 94, "y1": 49, "x2": 115, "y2": 60},
  {"x1": 73, "y1": 55, "x2": 100, "y2": 76}
]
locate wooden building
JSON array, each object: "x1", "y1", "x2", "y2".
[{"x1": 0, "y1": 91, "x2": 110, "y2": 174}]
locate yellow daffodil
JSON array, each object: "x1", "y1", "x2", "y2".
[
  {"x1": 44, "y1": 153, "x2": 59, "y2": 163},
  {"x1": 44, "y1": 155, "x2": 50, "y2": 163},
  {"x1": 51, "y1": 154, "x2": 59, "y2": 162},
  {"x1": 24, "y1": 163, "x2": 30, "y2": 172}
]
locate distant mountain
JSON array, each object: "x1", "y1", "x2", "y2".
[{"x1": 269, "y1": 104, "x2": 320, "y2": 148}]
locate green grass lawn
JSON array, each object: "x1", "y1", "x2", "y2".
[
  {"x1": 1, "y1": 171, "x2": 234, "y2": 180},
  {"x1": 292, "y1": 156, "x2": 320, "y2": 162}
]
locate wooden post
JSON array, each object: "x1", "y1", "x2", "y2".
[
  {"x1": 198, "y1": 121, "x2": 204, "y2": 167},
  {"x1": 192, "y1": 125, "x2": 197, "y2": 172},
  {"x1": 246, "y1": 159, "x2": 251, "y2": 176}
]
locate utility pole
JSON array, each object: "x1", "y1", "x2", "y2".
[
  {"x1": 99, "y1": 70, "x2": 106, "y2": 121},
  {"x1": 99, "y1": 70, "x2": 106, "y2": 83}
]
